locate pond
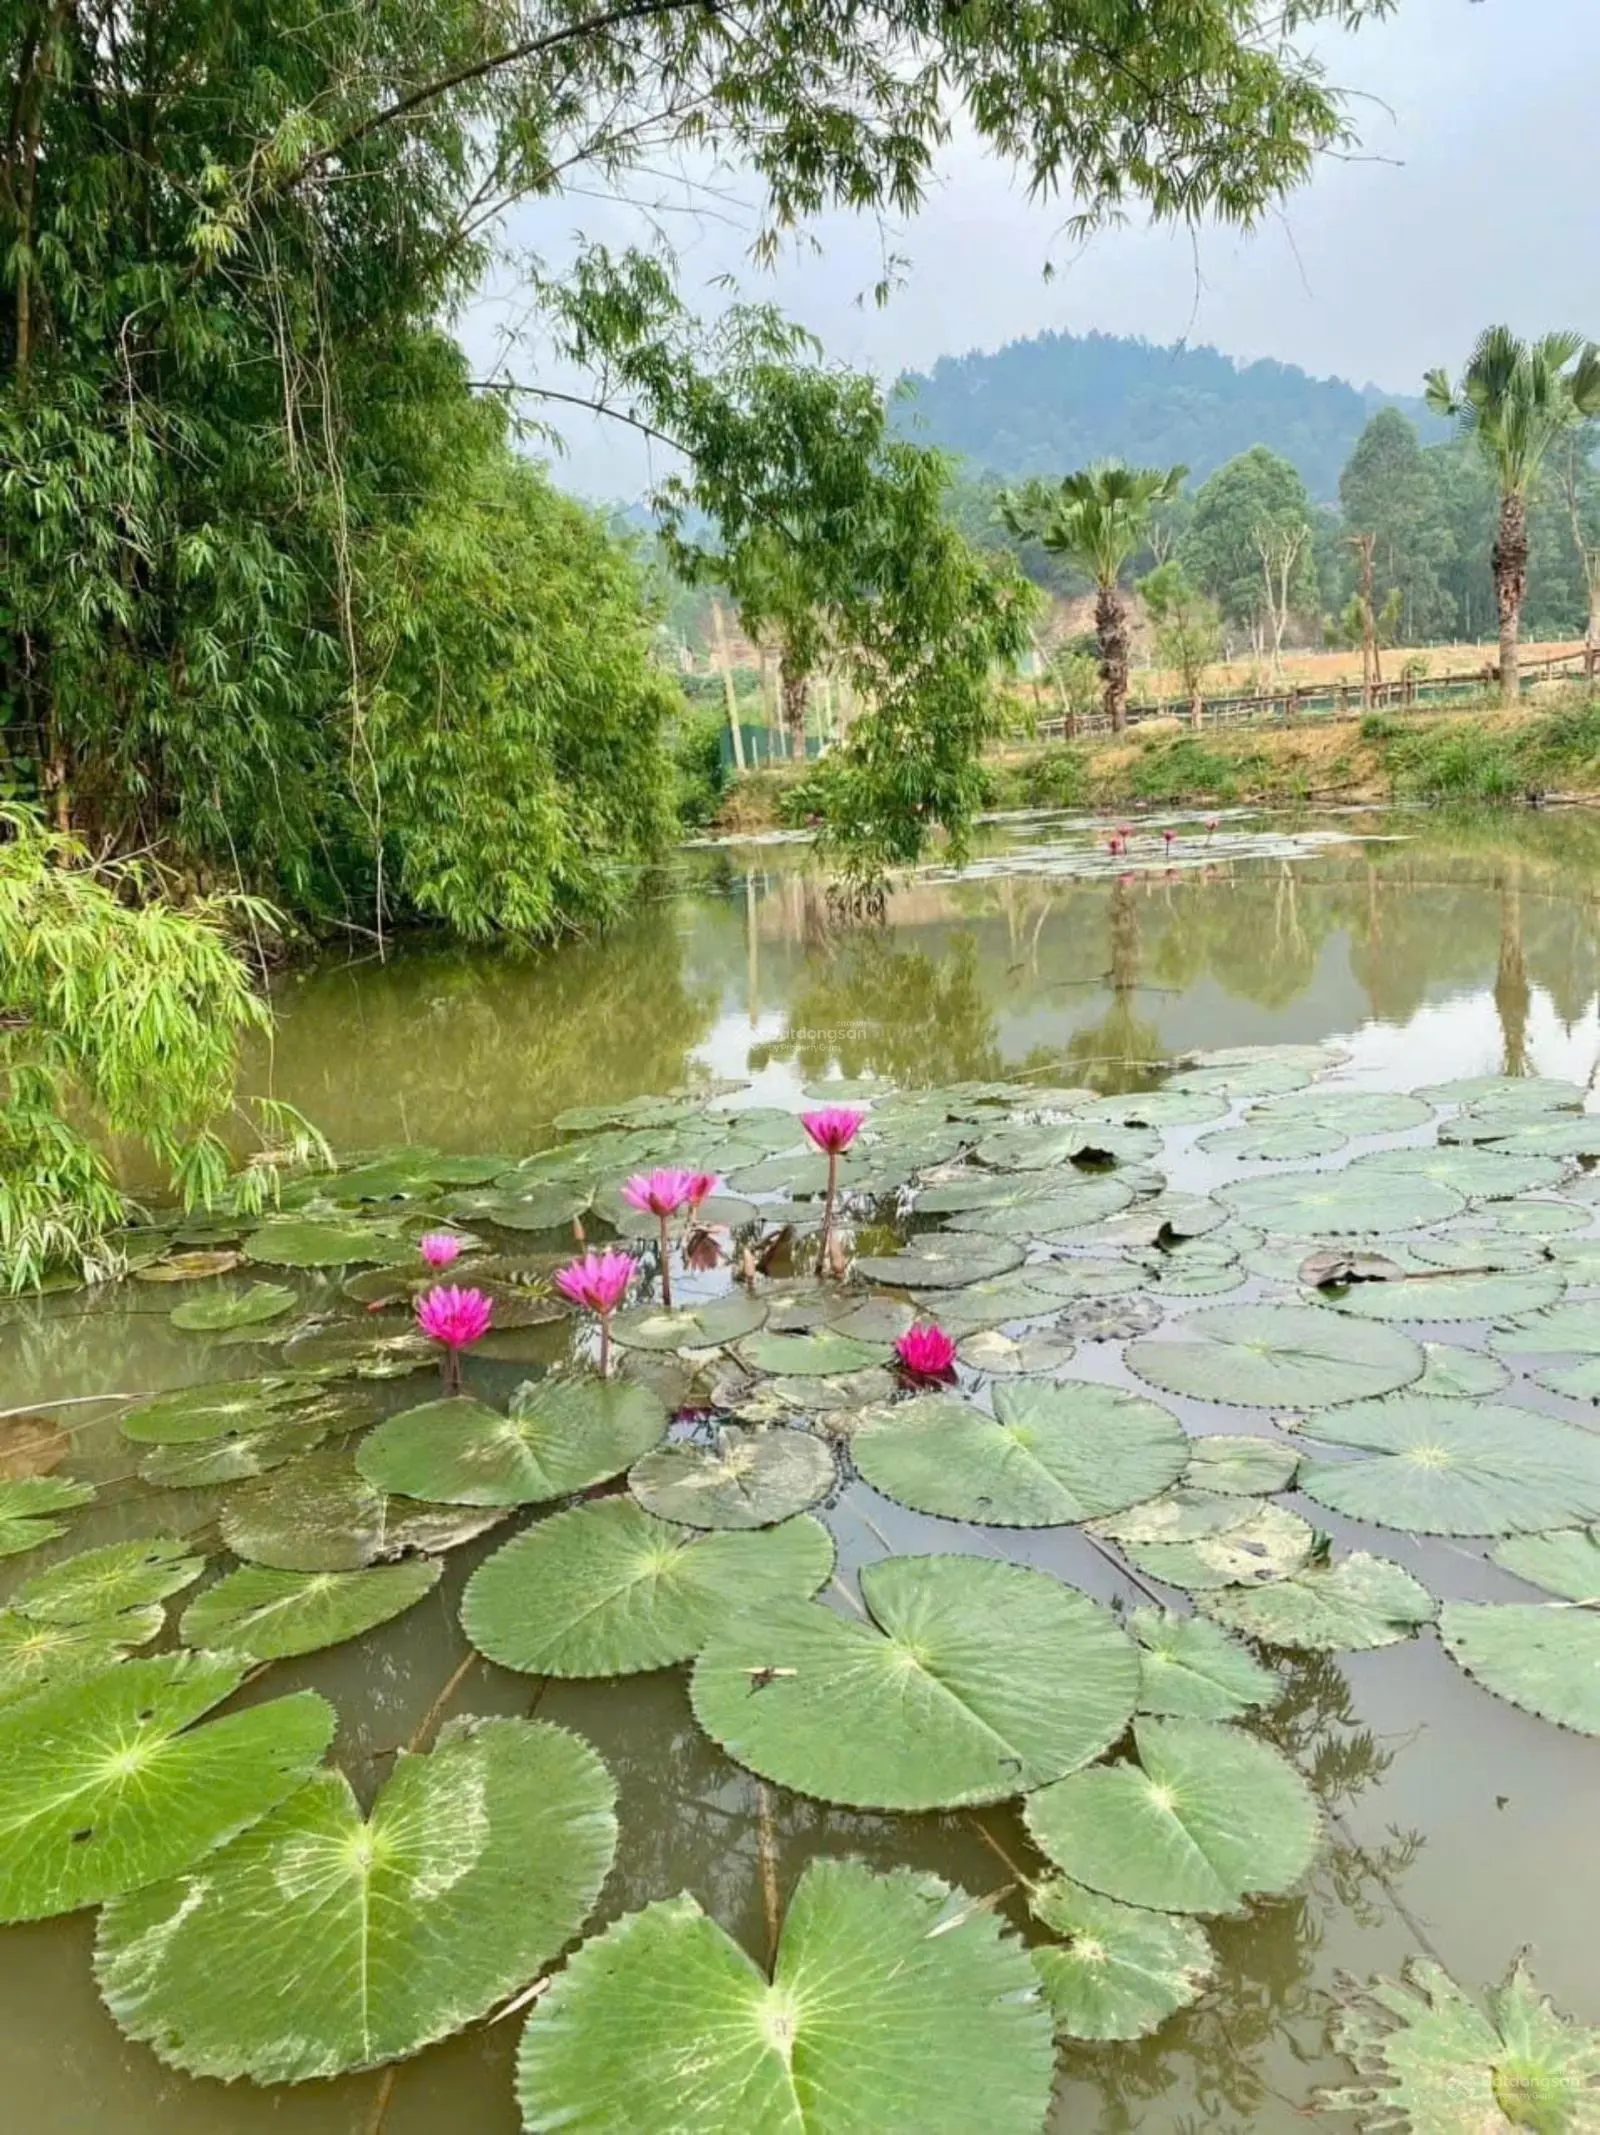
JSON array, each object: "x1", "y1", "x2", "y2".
[{"x1": 4, "y1": 805, "x2": 1600, "y2": 2134}]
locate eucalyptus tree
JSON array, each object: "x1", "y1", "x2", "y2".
[
  {"x1": 1000, "y1": 464, "x2": 1187, "y2": 730},
  {"x1": 1425, "y1": 331, "x2": 1600, "y2": 703},
  {"x1": 2, "y1": 0, "x2": 1404, "y2": 928}
]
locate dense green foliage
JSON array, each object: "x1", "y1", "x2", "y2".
[
  {"x1": 1177, "y1": 449, "x2": 1319, "y2": 635},
  {"x1": 0, "y1": 810, "x2": 319, "y2": 1289},
  {"x1": 896, "y1": 330, "x2": 1441, "y2": 498}
]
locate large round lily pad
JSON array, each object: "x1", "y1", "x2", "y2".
[
  {"x1": 1440, "y1": 1602, "x2": 1600, "y2": 1735},
  {"x1": 1493, "y1": 1527, "x2": 1600, "y2": 1601},
  {"x1": 356, "y1": 1381, "x2": 666, "y2": 1508},
  {"x1": 1114, "y1": 1503, "x2": 1315, "y2": 1592},
  {"x1": 220, "y1": 1453, "x2": 504, "y2": 1572},
  {"x1": 976, "y1": 1122, "x2": 1153, "y2": 1172},
  {"x1": 169, "y1": 1283, "x2": 298, "y2": 1333},
  {"x1": 11, "y1": 1536, "x2": 205, "y2": 1623},
  {"x1": 97, "y1": 1716, "x2": 617, "y2": 2083},
  {"x1": 627, "y1": 1427, "x2": 835, "y2": 1529},
  {"x1": 244, "y1": 1219, "x2": 408, "y2": 1268},
  {"x1": 1254, "y1": 1090, "x2": 1432, "y2": 1135},
  {"x1": 1218, "y1": 1171, "x2": 1464, "y2": 1236},
  {"x1": 1198, "y1": 1553, "x2": 1437, "y2": 1652},
  {"x1": 1126, "y1": 1304, "x2": 1424, "y2": 1409},
  {"x1": 515, "y1": 1857, "x2": 1055, "y2": 2135},
  {"x1": 461, "y1": 1500, "x2": 834, "y2": 1677},
  {"x1": 947, "y1": 1183, "x2": 1134, "y2": 1237},
  {"x1": 854, "y1": 1235, "x2": 1026, "y2": 1290},
  {"x1": 690, "y1": 1554, "x2": 1139, "y2": 1810},
  {"x1": 137, "y1": 1411, "x2": 335, "y2": 1489},
  {"x1": 733, "y1": 1329, "x2": 886, "y2": 1378},
  {"x1": 1030, "y1": 1876, "x2": 1213, "y2": 2043},
  {"x1": 0, "y1": 1652, "x2": 334, "y2": 1922},
  {"x1": 1296, "y1": 1397, "x2": 1600, "y2": 1535},
  {"x1": 1199, "y1": 1120, "x2": 1348, "y2": 1162},
  {"x1": 1183, "y1": 1435, "x2": 1300, "y2": 1497},
  {"x1": 1316, "y1": 1267, "x2": 1565, "y2": 1323},
  {"x1": 1491, "y1": 1301, "x2": 1600, "y2": 1362},
  {"x1": 179, "y1": 1560, "x2": 442, "y2": 1661},
  {"x1": 119, "y1": 1375, "x2": 320, "y2": 1445},
  {"x1": 1023, "y1": 1716, "x2": 1321, "y2": 1915},
  {"x1": 0, "y1": 1478, "x2": 95, "y2": 1560},
  {"x1": 1129, "y1": 1609, "x2": 1282, "y2": 1722},
  {"x1": 851, "y1": 1383, "x2": 1188, "y2": 1527},
  {"x1": 610, "y1": 1295, "x2": 768, "y2": 1353},
  {"x1": 1354, "y1": 1145, "x2": 1570, "y2": 1201}
]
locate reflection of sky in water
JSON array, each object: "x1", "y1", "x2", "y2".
[{"x1": 10, "y1": 809, "x2": 1600, "y2": 2134}]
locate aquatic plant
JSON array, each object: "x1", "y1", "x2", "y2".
[
  {"x1": 800, "y1": 1107, "x2": 865, "y2": 1270},
  {"x1": 417, "y1": 1232, "x2": 464, "y2": 1269},
  {"x1": 895, "y1": 1323, "x2": 958, "y2": 1383},
  {"x1": 553, "y1": 1249, "x2": 638, "y2": 1377},
  {"x1": 413, "y1": 1285, "x2": 494, "y2": 1390},
  {"x1": 620, "y1": 1170, "x2": 699, "y2": 1308}
]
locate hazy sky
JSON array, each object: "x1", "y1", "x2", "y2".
[{"x1": 460, "y1": 0, "x2": 1599, "y2": 499}]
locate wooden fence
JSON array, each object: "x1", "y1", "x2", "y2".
[{"x1": 1028, "y1": 647, "x2": 1598, "y2": 744}]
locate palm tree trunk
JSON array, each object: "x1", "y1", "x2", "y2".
[
  {"x1": 1096, "y1": 582, "x2": 1129, "y2": 733},
  {"x1": 780, "y1": 655, "x2": 810, "y2": 763},
  {"x1": 1493, "y1": 491, "x2": 1529, "y2": 709}
]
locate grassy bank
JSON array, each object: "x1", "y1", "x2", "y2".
[{"x1": 708, "y1": 691, "x2": 1600, "y2": 834}]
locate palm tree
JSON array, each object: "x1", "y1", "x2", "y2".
[
  {"x1": 1001, "y1": 462, "x2": 1186, "y2": 731},
  {"x1": 1425, "y1": 330, "x2": 1600, "y2": 706}
]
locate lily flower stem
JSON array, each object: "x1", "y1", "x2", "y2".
[
  {"x1": 656, "y1": 1212, "x2": 675, "y2": 1311},
  {"x1": 599, "y1": 1313, "x2": 612, "y2": 1380},
  {"x1": 820, "y1": 1150, "x2": 839, "y2": 1272}
]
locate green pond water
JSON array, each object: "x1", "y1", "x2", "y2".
[{"x1": 5, "y1": 806, "x2": 1600, "y2": 2133}]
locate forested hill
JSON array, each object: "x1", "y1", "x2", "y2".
[{"x1": 894, "y1": 330, "x2": 1445, "y2": 501}]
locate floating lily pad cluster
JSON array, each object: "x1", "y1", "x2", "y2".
[{"x1": 9, "y1": 1044, "x2": 1600, "y2": 2128}]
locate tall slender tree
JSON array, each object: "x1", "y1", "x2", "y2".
[
  {"x1": 1001, "y1": 464, "x2": 1186, "y2": 731},
  {"x1": 1425, "y1": 331, "x2": 1600, "y2": 704}
]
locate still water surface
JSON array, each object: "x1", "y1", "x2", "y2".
[{"x1": 5, "y1": 807, "x2": 1600, "y2": 2133}]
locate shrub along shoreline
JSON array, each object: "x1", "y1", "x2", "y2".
[{"x1": 709, "y1": 693, "x2": 1600, "y2": 831}]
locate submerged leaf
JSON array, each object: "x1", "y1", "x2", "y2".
[
  {"x1": 690, "y1": 1554, "x2": 1138, "y2": 1810},
  {"x1": 1023, "y1": 1717, "x2": 1320, "y2": 1916},
  {"x1": 461, "y1": 1500, "x2": 834, "y2": 1677},
  {"x1": 516, "y1": 1857, "x2": 1056, "y2": 2135},
  {"x1": 97, "y1": 1717, "x2": 617, "y2": 2084},
  {"x1": 0, "y1": 1652, "x2": 334, "y2": 1922}
]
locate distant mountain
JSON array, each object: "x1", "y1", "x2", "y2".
[{"x1": 893, "y1": 330, "x2": 1446, "y2": 502}]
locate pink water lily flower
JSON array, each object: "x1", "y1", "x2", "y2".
[
  {"x1": 554, "y1": 1247, "x2": 638, "y2": 1377},
  {"x1": 686, "y1": 1172, "x2": 722, "y2": 1211},
  {"x1": 896, "y1": 1323, "x2": 957, "y2": 1383},
  {"x1": 800, "y1": 1107, "x2": 866, "y2": 1277},
  {"x1": 620, "y1": 1170, "x2": 700, "y2": 1311},
  {"x1": 414, "y1": 1284, "x2": 493, "y2": 1391},
  {"x1": 417, "y1": 1231, "x2": 464, "y2": 1269}
]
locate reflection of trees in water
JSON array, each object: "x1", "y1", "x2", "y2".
[
  {"x1": 1060, "y1": 876, "x2": 1165, "y2": 1093},
  {"x1": 244, "y1": 907, "x2": 719, "y2": 1154},
  {"x1": 764, "y1": 932, "x2": 1005, "y2": 1087},
  {"x1": 1494, "y1": 865, "x2": 1530, "y2": 1075},
  {"x1": 1145, "y1": 866, "x2": 1333, "y2": 1012},
  {"x1": 1050, "y1": 1653, "x2": 1421, "y2": 2134}
]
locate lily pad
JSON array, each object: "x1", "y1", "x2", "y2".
[
  {"x1": 119, "y1": 1375, "x2": 320, "y2": 1445},
  {"x1": 1199, "y1": 1120, "x2": 1349, "y2": 1162},
  {"x1": 1471, "y1": 1116, "x2": 1600, "y2": 1160},
  {"x1": 461, "y1": 1500, "x2": 834, "y2": 1677},
  {"x1": 1440, "y1": 1602, "x2": 1600, "y2": 1734},
  {"x1": 855, "y1": 1235, "x2": 1026, "y2": 1290},
  {"x1": 244, "y1": 1220, "x2": 408, "y2": 1269},
  {"x1": 690, "y1": 1554, "x2": 1139, "y2": 1810},
  {"x1": 627, "y1": 1427, "x2": 834, "y2": 1530},
  {"x1": 725, "y1": 1151, "x2": 833, "y2": 1198},
  {"x1": 1030, "y1": 1876, "x2": 1213, "y2": 2043},
  {"x1": 0, "y1": 1607, "x2": 165, "y2": 1706},
  {"x1": 956, "y1": 1327, "x2": 1079, "y2": 1377},
  {"x1": 1126, "y1": 1305, "x2": 1424, "y2": 1409},
  {"x1": 515, "y1": 1857, "x2": 1055, "y2": 2135},
  {"x1": 852, "y1": 1383, "x2": 1189, "y2": 1527},
  {"x1": 976, "y1": 1122, "x2": 1155, "y2": 1172},
  {"x1": 1254, "y1": 1091, "x2": 1432, "y2": 1135},
  {"x1": 179, "y1": 1560, "x2": 442, "y2": 1660},
  {"x1": 1142, "y1": 1240, "x2": 1246, "y2": 1298},
  {"x1": 356, "y1": 1381, "x2": 666, "y2": 1508},
  {"x1": 169, "y1": 1282, "x2": 298, "y2": 1333},
  {"x1": 1169, "y1": 1058, "x2": 1314, "y2": 1099},
  {"x1": 1421, "y1": 1074, "x2": 1584, "y2": 1111},
  {"x1": 1296, "y1": 1397, "x2": 1600, "y2": 1535},
  {"x1": 945, "y1": 1183, "x2": 1134, "y2": 1236},
  {"x1": 1129, "y1": 1609, "x2": 1281, "y2": 1722},
  {"x1": 1077, "y1": 1090, "x2": 1226, "y2": 1128},
  {"x1": 1183, "y1": 1435, "x2": 1300, "y2": 1497},
  {"x1": 137, "y1": 1411, "x2": 336, "y2": 1489},
  {"x1": 0, "y1": 1652, "x2": 334, "y2": 1922},
  {"x1": 1023, "y1": 1716, "x2": 1320, "y2": 1916},
  {"x1": 1355, "y1": 1145, "x2": 1570, "y2": 1201},
  {"x1": 1198, "y1": 1553, "x2": 1437, "y2": 1651},
  {"x1": 1533, "y1": 1359, "x2": 1600, "y2": 1402},
  {"x1": 0, "y1": 1477, "x2": 96, "y2": 1560},
  {"x1": 220, "y1": 1452, "x2": 505, "y2": 1572},
  {"x1": 1116, "y1": 1503, "x2": 1316, "y2": 1592},
  {"x1": 1414, "y1": 1343, "x2": 1511, "y2": 1400},
  {"x1": 610, "y1": 1295, "x2": 768, "y2": 1353},
  {"x1": 1094, "y1": 1489, "x2": 1263, "y2": 1547},
  {"x1": 12, "y1": 1536, "x2": 205, "y2": 1623},
  {"x1": 1318, "y1": 1268, "x2": 1565, "y2": 1323},
  {"x1": 1086, "y1": 1195, "x2": 1227, "y2": 1247},
  {"x1": 734, "y1": 1329, "x2": 886, "y2": 1378},
  {"x1": 1491, "y1": 1302, "x2": 1600, "y2": 1363},
  {"x1": 1493, "y1": 1527, "x2": 1600, "y2": 1601},
  {"x1": 915, "y1": 1266, "x2": 1132, "y2": 1335},
  {"x1": 134, "y1": 1248, "x2": 243, "y2": 1283},
  {"x1": 97, "y1": 1716, "x2": 617, "y2": 2084},
  {"x1": 1219, "y1": 1170, "x2": 1464, "y2": 1236},
  {"x1": 1322, "y1": 1955, "x2": 1600, "y2": 2134}
]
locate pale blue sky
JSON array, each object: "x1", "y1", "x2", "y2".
[{"x1": 460, "y1": 0, "x2": 1599, "y2": 497}]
